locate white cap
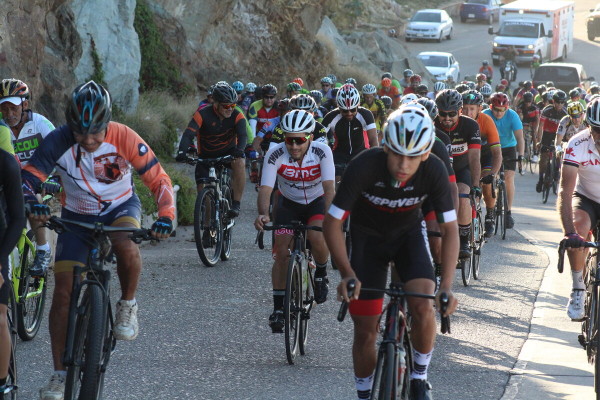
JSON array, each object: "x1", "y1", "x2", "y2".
[{"x1": 0, "y1": 97, "x2": 24, "y2": 105}]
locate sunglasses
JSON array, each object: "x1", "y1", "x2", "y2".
[
  {"x1": 263, "y1": 95, "x2": 275, "y2": 100},
  {"x1": 438, "y1": 110, "x2": 458, "y2": 118},
  {"x1": 492, "y1": 107, "x2": 507, "y2": 113},
  {"x1": 341, "y1": 108, "x2": 358, "y2": 114},
  {"x1": 220, "y1": 103, "x2": 236, "y2": 110},
  {"x1": 285, "y1": 135, "x2": 311, "y2": 146},
  {"x1": 321, "y1": 84, "x2": 330, "y2": 87}
]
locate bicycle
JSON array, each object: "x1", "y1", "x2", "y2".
[
  {"x1": 541, "y1": 145, "x2": 559, "y2": 204},
  {"x1": 470, "y1": 192, "x2": 485, "y2": 282},
  {"x1": 261, "y1": 221, "x2": 321, "y2": 365},
  {"x1": 558, "y1": 231, "x2": 600, "y2": 398},
  {"x1": 493, "y1": 164, "x2": 509, "y2": 240},
  {"x1": 185, "y1": 155, "x2": 236, "y2": 267},
  {"x1": 44, "y1": 216, "x2": 154, "y2": 400},
  {"x1": 522, "y1": 123, "x2": 536, "y2": 174},
  {"x1": 338, "y1": 280, "x2": 450, "y2": 400},
  {"x1": 3, "y1": 279, "x2": 18, "y2": 399}
]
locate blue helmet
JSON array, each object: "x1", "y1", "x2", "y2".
[
  {"x1": 232, "y1": 81, "x2": 244, "y2": 93},
  {"x1": 65, "y1": 80, "x2": 112, "y2": 135}
]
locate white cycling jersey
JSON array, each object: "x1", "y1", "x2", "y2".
[
  {"x1": 556, "y1": 115, "x2": 586, "y2": 143},
  {"x1": 261, "y1": 141, "x2": 335, "y2": 204},
  {"x1": 563, "y1": 129, "x2": 600, "y2": 204},
  {"x1": 10, "y1": 111, "x2": 55, "y2": 165}
]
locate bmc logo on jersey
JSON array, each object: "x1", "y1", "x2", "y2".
[{"x1": 278, "y1": 165, "x2": 321, "y2": 181}]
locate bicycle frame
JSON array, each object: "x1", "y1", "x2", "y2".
[{"x1": 10, "y1": 228, "x2": 41, "y2": 303}]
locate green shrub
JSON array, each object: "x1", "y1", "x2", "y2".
[{"x1": 88, "y1": 36, "x2": 106, "y2": 86}]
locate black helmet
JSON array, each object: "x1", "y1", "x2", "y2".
[
  {"x1": 553, "y1": 90, "x2": 568, "y2": 103},
  {"x1": 462, "y1": 90, "x2": 483, "y2": 106},
  {"x1": 382, "y1": 72, "x2": 392, "y2": 80},
  {"x1": 569, "y1": 88, "x2": 580, "y2": 98},
  {"x1": 454, "y1": 83, "x2": 469, "y2": 94},
  {"x1": 65, "y1": 80, "x2": 112, "y2": 135},
  {"x1": 416, "y1": 97, "x2": 438, "y2": 119},
  {"x1": 381, "y1": 96, "x2": 392, "y2": 108},
  {"x1": 523, "y1": 80, "x2": 533, "y2": 89},
  {"x1": 262, "y1": 84, "x2": 277, "y2": 96},
  {"x1": 416, "y1": 84, "x2": 429, "y2": 95},
  {"x1": 212, "y1": 83, "x2": 238, "y2": 103},
  {"x1": 435, "y1": 89, "x2": 463, "y2": 111},
  {"x1": 522, "y1": 92, "x2": 534, "y2": 103},
  {"x1": 536, "y1": 84, "x2": 547, "y2": 94}
]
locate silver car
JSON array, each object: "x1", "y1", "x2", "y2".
[{"x1": 405, "y1": 9, "x2": 454, "y2": 43}]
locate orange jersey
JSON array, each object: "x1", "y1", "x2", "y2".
[{"x1": 476, "y1": 112, "x2": 501, "y2": 148}]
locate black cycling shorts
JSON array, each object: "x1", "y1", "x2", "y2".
[
  {"x1": 573, "y1": 192, "x2": 600, "y2": 230},
  {"x1": 0, "y1": 256, "x2": 8, "y2": 305},
  {"x1": 541, "y1": 131, "x2": 556, "y2": 148},
  {"x1": 350, "y1": 221, "x2": 435, "y2": 301},
  {"x1": 480, "y1": 150, "x2": 492, "y2": 172},
  {"x1": 195, "y1": 147, "x2": 236, "y2": 184},
  {"x1": 274, "y1": 196, "x2": 325, "y2": 235},
  {"x1": 454, "y1": 166, "x2": 472, "y2": 186},
  {"x1": 502, "y1": 146, "x2": 517, "y2": 172}
]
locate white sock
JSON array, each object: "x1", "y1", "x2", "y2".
[
  {"x1": 355, "y1": 374, "x2": 373, "y2": 399},
  {"x1": 37, "y1": 242, "x2": 50, "y2": 252},
  {"x1": 572, "y1": 270, "x2": 585, "y2": 290},
  {"x1": 411, "y1": 349, "x2": 433, "y2": 380},
  {"x1": 119, "y1": 298, "x2": 137, "y2": 306}
]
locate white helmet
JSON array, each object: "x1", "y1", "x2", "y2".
[
  {"x1": 336, "y1": 84, "x2": 361, "y2": 110},
  {"x1": 480, "y1": 83, "x2": 493, "y2": 96},
  {"x1": 586, "y1": 98, "x2": 600, "y2": 128},
  {"x1": 362, "y1": 84, "x2": 377, "y2": 95},
  {"x1": 280, "y1": 110, "x2": 316, "y2": 134},
  {"x1": 384, "y1": 105, "x2": 435, "y2": 156},
  {"x1": 433, "y1": 81, "x2": 447, "y2": 92},
  {"x1": 289, "y1": 94, "x2": 317, "y2": 112},
  {"x1": 400, "y1": 93, "x2": 419, "y2": 105}
]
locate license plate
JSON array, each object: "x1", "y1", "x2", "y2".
[
  {"x1": 417, "y1": 33, "x2": 423, "y2": 37},
  {"x1": 468, "y1": 13, "x2": 475, "y2": 18}
]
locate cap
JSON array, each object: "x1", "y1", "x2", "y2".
[{"x1": 0, "y1": 96, "x2": 24, "y2": 105}]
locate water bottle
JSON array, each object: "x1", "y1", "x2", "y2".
[{"x1": 397, "y1": 345, "x2": 407, "y2": 379}]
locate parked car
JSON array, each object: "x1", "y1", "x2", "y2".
[
  {"x1": 417, "y1": 51, "x2": 460, "y2": 82},
  {"x1": 532, "y1": 63, "x2": 595, "y2": 92},
  {"x1": 588, "y1": 4, "x2": 600, "y2": 41},
  {"x1": 460, "y1": 0, "x2": 502, "y2": 24},
  {"x1": 405, "y1": 9, "x2": 453, "y2": 43}
]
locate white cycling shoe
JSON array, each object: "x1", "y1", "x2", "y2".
[{"x1": 567, "y1": 289, "x2": 585, "y2": 321}]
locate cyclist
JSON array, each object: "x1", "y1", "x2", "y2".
[
  {"x1": 475, "y1": 73, "x2": 488, "y2": 90},
  {"x1": 398, "y1": 69, "x2": 414, "y2": 89},
  {"x1": 517, "y1": 92, "x2": 540, "y2": 163},
  {"x1": 403, "y1": 74, "x2": 422, "y2": 95},
  {"x1": 239, "y1": 82, "x2": 257, "y2": 115},
  {"x1": 232, "y1": 80, "x2": 244, "y2": 101},
  {"x1": 534, "y1": 84, "x2": 547, "y2": 104},
  {"x1": 254, "y1": 110, "x2": 335, "y2": 331},
  {"x1": 177, "y1": 82, "x2": 247, "y2": 217},
  {"x1": 377, "y1": 78, "x2": 401, "y2": 109},
  {"x1": 445, "y1": 74, "x2": 456, "y2": 89},
  {"x1": 361, "y1": 84, "x2": 386, "y2": 137},
  {"x1": 22, "y1": 81, "x2": 175, "y2": 399},
  {"x1": 482, "y1": 92, "x2": 524, "y2": 228},
  {"x1": 500, "y1": 45, "x2": 519, "y2": 80},
  {"x1": 292, "y1": 77, "x2": 310, "y2": 94},
  {"x1": 433, "y1": 81, "x2": 447, "y2": 98},
  {"x1": 198, "y1": 85, "x2": 214, "y2": 110},
  {"x1": 320, "y1": 76, "x2": 334, "y2": 101},
  {"x1": 381, "y1": 96, "x2": 393, "y2": 115},
  {"x1": 480, "y1": 83, "x2": 493, "y2": 107},
  {"x1": 434, "y1": 89, "x2": 481, "y2": 258},
  {"x1": 416, "y1": 84, "x2": 431, "y2": 99},
  {"x1": 479, "y1": 60, "x2": 493, "y2": 83},
  {"x1": 569, "y1": 88, "x2": 587, "y2": 109},
  {"x1": 0, "y1": 78, "x2": 56, "y2": 277},
  {"x1": 535, "y1": 90, "x2": 568, "y2": 193},
  {"x1": 513, "y1": 81, "x2": 538, "y2": 110},
  {"x1": 286, "y1": 82, "x2": 302, "y2": 98},
  {"x1": 377, "y1": 72, "x2": 402, "y2": 92},
  {"x1": 461, "y1": 90, "x2": 502, "y2": 237},
  {"x1": 558, "y1": 98, "x2": 600, "y2": 321},
  {"x1": 556, "y1": 101, "x2": 586, "y2": 146},
  {"x1": 530, "y1": 54, "x2": 541, "y2": 76},
  {"x1": 322, "y1": 84, "x2": 378, "y2": 183},
  {"x1": 0, "y1": 147, "x2": 26, "y2": 398},
  {"x1": 323, "y1": 105, "x2": 459, "y2": 400},
  {"x1": 248, "y1": 84, "x2": 279, "y2": 138}
]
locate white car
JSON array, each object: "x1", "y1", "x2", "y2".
[
  {"x1": 417, "y1": 51, "x2": 460, "y2": 82},
  {"x1": 405, "y1": 9, "x2": 454, "y2": 42}
]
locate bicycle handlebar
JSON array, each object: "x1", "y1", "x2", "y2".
[
  {"x1": 182, "y1": 154, "x2": 236, "y2": 166},
  {"x1": 557, "y1": 239, "x2": 599, "y2": 273},
  {"x1": 261, "y1": 223, "x2": 323, "y2": 232},
  {"x1": 44, "y1": 216, "x2": 154, "y2": 244}
]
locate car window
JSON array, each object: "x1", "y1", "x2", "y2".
[
  {"x1": 498, "y1": 21, "x2": 540, "y2": 38},
  {"x1": 412, "y1": 12, "x2": 442, "y2": 23},
  {"x1": 534, "y1": 67, "x2": 580, "y2": 82},
  {"x1": 418, "y1": 55, "x2": 449, "y2": 68},
  {"x1": 466, "y1": 0, "x2": 489, "y2": 4}
]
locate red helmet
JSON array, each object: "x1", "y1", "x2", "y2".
[
  {"x1": 476, "y1": 73, "x2": 487, "y2": 82},
  {"x1": 292, "y1": 77, "x2": 304, "y2": 87},
  {"x1": 381, "y1": 78, "x2": 392, "y2": 87},
  {"x1": 500, "y1": 79, "x2": 509, "y2": 86},
  {"x1": 490, "y1": 92, "x2": 510, "y2": 108},
  {"x1": 410, "y1": 74, "x2": 422, "y2": 84}
]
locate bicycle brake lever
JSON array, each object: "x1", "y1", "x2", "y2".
[{"x1": 439, "y1": 292, "x2": 451, "y2": 334}]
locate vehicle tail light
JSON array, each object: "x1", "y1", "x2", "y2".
[{"x1": 482, "y1": 7, "x2": 488, "y2": 12}]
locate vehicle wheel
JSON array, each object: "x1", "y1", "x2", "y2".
[
  {"x1": 194, "y1": 188, "x2": 222, "y2": 267},
  {"x1": 589, "y1": 32, "x2": 595, "y2": 41},
  {"x1": 446, "y1": 28, "x2": 452, "y2": 40},
  {"x1": 461, "y1": 17, "x2": 466, "y2": 23},
  {"x1": 437, "y1": 32, "x2": 443, "y2": 43},
  {"x1": 284, "y1": 254, "x2": 302, "y2": 365}
]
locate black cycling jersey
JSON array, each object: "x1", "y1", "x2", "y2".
[
  {"x1": 518, "y1": 103, "x2": 539, "y2": 124},
  {"x1": 434, "y1": 115, "x2": 481, "y2": 172},
  {"x1": 268, "y1": 120, "x2": 330, "y2": 147},
  {"x1": 431, "y1": 136, "x2": 454, "y2": 181},
  {"x1": 330, "y1": 147, "x2": 455, "y2": 238},
  {"x1": 540, "y1": 105, "x2": 567, "y2": 134},
  {"x1": 321, "y1": 107, "x2": 377, "y2": 163}
]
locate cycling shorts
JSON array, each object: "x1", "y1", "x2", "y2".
[
  {"x1": 502, "y1": 146, "x2": 517, "y2": 172},
  {"x1": 573, "y1": 192, "x2": 600, "y2": 230},
  {"x1": 541, "y1": 131, "x2": 556, "y2": 148},
  {"x1": 454, "y1": 166, "x2": 472, "y2": 187},
  {"x1": 334, "y1": 162, "x2": 349, "y2": 178},
  {"x1": 0, "y1": 255, "x2": 8, "y2": 305},
  {"x1": 54, "y1": 194, "x2": 142, "y2": 274},
  {"x1": 274, "y1": 196, "x2": 325, "y2": 236},
  {"x1": 194, "y1": 147, "x2": 236, "y2": 184},
  {"x1": 480, "y1": 149, "x2": 492, "y2": 172},
  {"x1": 348, "y1": 221, "x2": 434, "y2": 316}
]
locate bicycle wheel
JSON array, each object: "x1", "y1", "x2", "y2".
[
  {"x1": 594, "y1": 282, "x2": 600, "y2": 397},
  {"x1": 299, "y1": 260, "x2": 314, "y2": 356},
  {"x1": 370, "y1": 341, "x2": 396, "y2": 399},
  {"x1": 65, "y1": 284, "x2": 107, "y2": 400},
  {"x1": 220, "y1": 186, "x2": 233, "y2": 261},
  {"x1": 284, "y1": 254, "x2": 302, "y2": 364},
  {"x1": 399, "y1": 326, "x2": 413, "y2": 399},
  {"x1": 461, "y1": 255, "x2": 472, "y2": 286},
  {"x1": 542, "y1": 158, "x2": 553, "y2": 204},
  {"x1": 501, "y1": 183, "x2": 509, "y2": 240},
  {"x1": 472, "y1": 209, "x2": 483, "y2": 280},
  {"x1": 194, "y1": 187, "x2": 222, "y2": 267},
  {"x1": 494, "y1": 184, "x2": 504, "y2": 237},
  {"x1": 7, "y1": 286, "x2": 18, "y2": 399},
  {"x1": 16, "y1": 230, "x2": 47, "y2": 341}
]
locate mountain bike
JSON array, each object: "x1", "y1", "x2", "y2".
[
  {"x1": 338, "y1": 280, "x2": 450, "y2": 400},
  {"x1": 262, "y1": 222, "x2": 321, "y2": 365},
  {"x1": 493, "y1": 165, "x2": 509, "y2": 240},
  {"x1": 186, "y1": 155, "x2": 236, "y2": 267},
  {"x1": 558, "y1": 231, "x2": 600, "y2": 399},
  {"x1": 44, "y1": 216, "x2": 154, "y2": 400}
]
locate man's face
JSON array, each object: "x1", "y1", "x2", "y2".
[
  {"x1": 74, "y1": 129, "x2": 106, "y2": 153},
  {"x1": 553, "y1": 100, "x2": 565, "y2": 111},
  {"x1": 437, "y1": 108, "x2": 461, "y2": 129},
  {"x1": 284, "y1": 132, "x2": 311, "y2": 161},
  {"x1": 462, "y1": 104, "x2": 480, "y2": 120},
  {"x1": 385, "y1": 146, "x2": 429, "y2": 182},
  {"x1": 591, "y1": 125, "x2": 600, "y2": 147},
  {"x1": 411, "y1": 81, "x2": 420, "y2": 88},
  {"x1": 364, "y1": 94, "x2": 374, "y2": 104},
  {"x1": 214, "y1": 101, "x2": 235, "y2": 118},
  {"x1": 491, "y1": 105, "x2": 507, "y2": 120},
  {"x1": 0, "y1": 100, "x2": 27, "y2": 127},
  {"x1": 341, "y1": 107, "x2": 357, "y2": 121},
  {"x1": 263, "y1": 94, "x2": 276, "y2": 108},
  {"x1": 321, "y1": 83, "x2": 331, "y2": 92}
]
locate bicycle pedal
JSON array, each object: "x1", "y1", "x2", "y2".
[{"x1": 578, "y1": 334, "x2": 586, "y2": 349}]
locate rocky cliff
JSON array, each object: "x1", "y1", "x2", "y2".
[{"x1": 0, "y1": 0, "x2": 443, "y2": 124}]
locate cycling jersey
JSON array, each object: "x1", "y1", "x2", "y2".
[
  {"x1": 329, "y1": 147, "x2": 456, "y2": 237},
  {"x1": 539, "y1": 105, "x2": 567, "y2": 134},
  {"x1": 563, "y1": 130, "x2": 600, "y2": 204},
  {"x1": 556, "y1": 115, "x2": 586, "y2": 142},
  {"x1": 248, "y1": 99, "x2": 279, "y2": 135},
  {"x1": 475, "y1": 112, "x2": 501, "y2": 149},
  {"x1": 261, "y1": 141, "x2": 334, "y2": 205},
  {"x1": 517, "y1": 103, "x2": 540, "y2": 124},
  {"x1": 361, "y1": 99, "x2": 386, "y2": 131},
  {"x1": 482, "y1": 108, "x2": 522, "y2": 148},
  {"x1": 10, "y1": 111, "x2": 55, "y2": 165},
  {"x1": 239, "y1": 93, "x2": 256, "y2": 115},
  {"x1": 377, "y1": 87, "x2": 400, "y2": 108},
  {"x1": 321, "y1": 107, "x2": 376, "y2": 163},
  {"x1": 434, "y1": 115, "x2": 481, "y2": 171},
  {"x1": 432, "y1": 132, "x2": 455, "y2": 181},
  {"x1": 268, "y1": 121, "x2": 330, "y2": 149},
  {"x1": 0, "y1": 121, "x2": 14, "y2": 155},
  {"x1": 22, "y1": 122, "x2": 175, "y2": 219}
]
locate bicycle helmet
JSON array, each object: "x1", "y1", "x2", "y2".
[
  {"x1": 277, "y1": 98, "x2": 290, "y2": 112},
  {"x1": 381, "y1": 96, "x2": 392, "y2": 108},
  {"x1": 586, "y1": 98, "x2": 600, "y2": 128},
  {"x1": 309, "y1": 90, "x2": 323, "y2": 103},
  {"x1": 245, "y1": 82, "x2": 257, "y2": 93},
  {"x1": 416, "y1": 84, "x2": 429, "y2": 95},
  {"x1": 280, "y1": 109, "x2": 316, "y2": 134},
  {"x1": 216, "y1": 80, "x2": 229, "y2": 86},
  {"x1": 482, "y1": 60, "x2": 489, "y2": 66},
  {"x1": 523, "y1": 80, "x2": 533, "y2": 89},
  {"x1": 289, "y1": 94, "x2": 317, "y2": 112},
  {"x1": 320, "y1": 76, "x2": 333, "y2": 85},
  {"x1": 207, "y1": 84, "x2": 216, "y2": 96},
  {"x1": 384, "y1": 105, "x2": 435, "y2": 156},
  {"x1": 476, "y1": 73, "x2": 487, "y2": 82},
  {"x1": 553, "y1": 90, "x2": 568, "y2": 103},
  {"x1": 416, "y1": 97, "x2": 439, "y2": 119},
  {"x1": 362, "y1": 84, "x2": 377, "y2": 95},
  {"x1": 433, "y1": 81, "x2": 447, "y2": 92},
  {"x1": 403, "y1": 69, "x2": 414, "y2": 78},
  {"x1": 381, "y1": 78, "x2": 392, "y2": 88},
  {"x1": 400, "y1": 93, "x2": 419, "y2": 105},
  {"x1": 466, "y1": 81, "x2": 476, "y2": 90},
  {"x1": 65, "y1": 80, "x2": 112, "y2": 135},
  {"x1": 537, "y1": 84, "x2": 547, "y2": 94},
  {"x1": 0, "y1": 78, "x2": 30, "y2": 100},
  {"x1": 287, "y1": 82, "x2": 302, "y2": 93},
  {"x1": 500, "y1": 79, "x2": 509, "y2": 87},
  {"x1": 546, "y1": 81, "x2": 555, "y2": 87},
  {"x1": 454, "y1": 84, "x2": 469, "y2": 94},
  {"x1": 462, "y1": 90, "x2": 484, "y2": 106},
  {"x1": 232, "y1": 81, "x2": 244, "y2": 94},
  {"x1": 490, "y1": 92, "x2": 510, "y2": 108},
  {"x1": 567, "y1": 101, "x2": 584, "y2": 117},
  {"x1": 345, "y1": 77, "x2": 357, "y2": 86},
  {"x1": 336, "y1": 84, "x2": 361, "y2": 110},
  {"x1": 480, "y1": 83, "x2": 493, "y2": 96},
  {"x1": 591, "y1": 85, "x2": 600, "y2": 95},
  {"x1": 410, "y1": 74, "x2": 422, "y2": 84},
  {"x1": 262, "y1": 84, "x2": 277, "y2": 96},
  {"x1": 212, "y1": 83, "x2": 238, "y2": 104},
  {"x1": 292, "y1": 77, "x2": 304, "y2": 87},
  {"x1": 522, "y1": 92, "x2": 534, "y2": 103},
  {"x1": 382, "y1": 72, "x2": 393, "y2": 80},
  {"x1": 568, "y1": 88, "x2": 580, "y2": 99},
  {"x1": 327, "y1": 74, "x2": 337, "y2": 84},
  {"x1": 435, "y1": 89, "x2": 463, "y2": 111}
]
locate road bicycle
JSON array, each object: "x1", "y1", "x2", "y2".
[
  {"x1": 522, "y1": 123, "x2": 536, "y2": 174},
  {"x1": 186, "y1": 155, "x2": 236, "y2": 267},
  {"x1": 44, "y1": 216, "x2": 153, "y2": 400},
  {"x1": 541, "y1": 145, "x2": 560, "y2": 204},
  {"x1": 558, "y1": 231, "x2": 600, "y2": 399},
  {"x1": 470, "y1": 193, "x2": 485, "y2": 282},
  {"x1": 493, "y1": 165, "x2": 509, "y2": 240},
  {"x1": 262, "y1": 222, "x2": 321, "y2": 365},
  {"x1": 338, "y1": 280, "x2": 450, "y2": 400}
]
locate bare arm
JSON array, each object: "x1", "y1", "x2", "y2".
[
  {"x1": 514, "y1": 128, "x2": 524, "y2": 156},
  {"x1": 557, "y1": 164, "x2": 578, "y2": 234},
  {"x1": 468, "y1": 148, "x2": 481, "y2": 187},
  {"x1": 324, "y1": 214, "x2": 360, "y2": 301},
  {"x1": 322, "y1": 180, "x2": 335, "y2": 210},
  {"x1": 254, "y1": 185, "x2": 273, "y2": 230},
  {"x1": 367, "y1": 128, "x2": 379, "y2": 148},
  {"x1": 490, "y1": 145, "x2": 503, "y2": 175}
]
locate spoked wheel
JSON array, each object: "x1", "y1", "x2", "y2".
[
  {"x1": 370, "y1": 342, "x2": 396, "y2": 399},
  {"x1": 7, "y1": 286, "x2": 18, "y2": 399},
  {"x1": 501, "y1": 185, "x2": 509, "y2": 240},
  {"x1": 17, "y1": 230, "x2": 47, "y2": 341},
  {"x1": 194, "y1": 188, "x2": 223, "y2": 267},
  {"x1": 594, "y1": 283, "x2": 600, "y2": 397},
  {"x1": 461, "y1": 256, "x2": 472, "y2": 286},
  {"x1": 542, "y1": 179, "x2": 551, "y2": 204},
  {"x1": 399, "y1": 329, "x2": 413, "y2": 399},
  {"x1": 472, "y1": 211, "x2": 483, "y2": 280},
  {"x1": 65, "y1": 285, "x2": 107, "y2": 400},
  {"x1": 495, "y1": 184, "x2": 505, "y2": 238},
  {"x1": 220, "y1": 187, "x2": 233, "y2": 261},
  {"x1": 299, "y1": 261, "x2": 314, "y2": 356},
  {"x1": 284, "y1": 254, "x2": 302, "y2": 364}
]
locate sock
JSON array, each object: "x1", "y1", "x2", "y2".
[
  {"x1": 37, "y1": 242, "x2": 50, "y2": 251},
  {"x1": 273, "y1": 290, "x2": 285, "y2": 310},
  {"x1": 459, "y1": 224, "x2": 470, "y2": 238},
  {"x1": 232, "y1": 200, "x2": 241, "y2": 208},
  {"x1": 572, "y1": 270, "x2": 585, "y2": 290},
  {"x1": 410, "y1": 349, "x2": 433, "y2": 380},
  {"x1": 54, "y1": 370, "x2": 67, "y2": 379},
  {"x1": 0, "y1": 376, "x2": 6, "y2": 386},
  {"x1": 315, "y1": 261, "x2": 327, "y2": 278},
  {"x1": 486, "y1": 208, "x2": 494, "y2": 218},
  {"x1": 119, "y1": 298, "x2": 137, "y2": 306},
  {"x1": 355, "y1": 374, "x2": 373, "y2": 399}
]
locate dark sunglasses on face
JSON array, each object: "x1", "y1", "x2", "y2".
[
  {"x1": 263, "y1": 95, "x2": 275, "y2": 100},
  {"x1": 342, "y1": 108, "x2": 358, "y2": 114},
  {"x1": 285, "y1": 135, "x2": 311, "y2": 146},
  {"x1": 492, "y1": 107, "x2": 507, "y2": 113},
  {"x1": 438, "y1": 110, "x2": 458, "y2": 118},
  {"x1": 220, "y1": 103, "x2": 236, "y2": 110}
]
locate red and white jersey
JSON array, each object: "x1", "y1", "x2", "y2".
[
  {"x1": 563, "y1": 129, "x2": 600, "y2": 204},
  {"x1": 261, "y1": 141, "x2": 335, "y2": 204}
]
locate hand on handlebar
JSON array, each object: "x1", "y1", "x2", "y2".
[
  {"x1": 436, "y1": 289, "x2": 458, "y2": 318},
  {"x1": 254, "y1": 215, "x2": 270, "y2": 231},
  {"x1": 563, "y1": 232, "x2": 586, "y2": 249},
  {"x1": 337, "y1": 277, "x2": 360, "y2": 303}
]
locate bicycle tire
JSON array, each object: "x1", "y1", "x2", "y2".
[
  {"x1": 472, "y1": 208, "x2": 482, "y2": 280},
  {"x1": 16, "y1": 230, "x2": 47, "y2": 341},
  {"x1": 382, "y1": 342, "x2": 396, "y2": 399},
  {"x1": 284, "y1": 254, "x2": 302, "y2": 365},
  {"x1": 220, "y1": 186, "x2": 233, "y2": 261},
  {"x1": 595, "y1": 282, "x2": 600, "y2": 397},
  {"x1": 65, "y1": 284, "x2": 107, "y2": 400},
  {"x1": 7, "y1": 285, "x2": 18, "y2": 399},
  {"x1": 400, "y1": 328, "x2": 413, "y2": 399},
  {"x1": 299, "y1": 260, "x2": 313, "y2": 356},
  {"x1": 583, "y1": 251, "x2": 596, "y2": 362},
  {"x1": 194, "y1": 188, "x2": 222, "y2": 267},
  {"x1": 461, "y1": 256, "x2": 472, "y2": 286},
  {"x1": 370, "y1": 345, "x2": 386, "y2": 400},
  {"x1": 542, "y1": 156, "x2": 553, "y2": 204},
  {"x1": 542, "y1": 183, "x2": 550, "y2": 204},
  {"x1": 494, "y1": 183, "x2": 504, "y2": 237},
  {"x1": 501, "y1": 183, "x2": 508, "y2": 240}
]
